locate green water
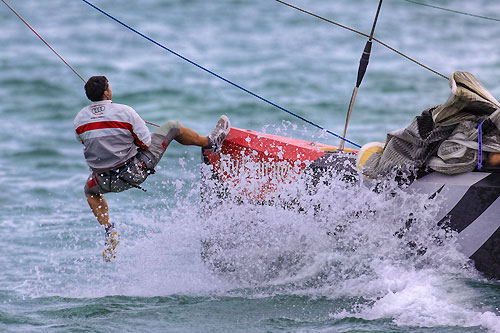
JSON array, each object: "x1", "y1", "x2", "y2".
[{"x1": 1, "y1": 0, "x2": 500, "y2": 332}]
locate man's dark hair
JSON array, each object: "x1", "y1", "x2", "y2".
[{"x1": 84, "y1": 76, "x2": 108, "y2": 102}]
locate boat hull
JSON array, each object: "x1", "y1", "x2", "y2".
[{"x1": 202, "y1": 128, "x2": 500, "y2": 279}]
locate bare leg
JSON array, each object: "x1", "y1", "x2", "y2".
[
  {"x1": 86, "y1": 193, "x2": 110, "y2": 227},
  {"x1": 175, "y1": 125, "x2": 208, "y2": 147}
]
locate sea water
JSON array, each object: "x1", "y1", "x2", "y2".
[{"x1": 1, "y1": 0, "x2": 499, "y2": 332}]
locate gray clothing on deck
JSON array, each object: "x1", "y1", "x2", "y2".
[{"x1": 362, "y1": 71, "x2": 500, "y2": 178}]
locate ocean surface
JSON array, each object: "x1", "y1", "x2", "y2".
[{"x1": 1, "y1": 0, "x2": 500, "y2": 332}]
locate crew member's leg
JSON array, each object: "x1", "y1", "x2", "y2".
[
  {"x1": 176, "y1": 125, "x2": 209, "y2": 147},
  {"x1": 84, "y1": 175, "x2": 111, "y2": 226},
  {"x1": 175, "y1": 115, "x2": 230, "y2": 150},
  {"x1": 84, "y1": 175, "x2": 119, "y2": 262},
  {"x1": 147, "y1": 116, "x2": 230, "y2": 167},
  {"x1": 144, "y1": 120, "x2": 182, "y2": 168},
  {"x1": 86, "y1": 193, "x2": 109, "y2": 227}
]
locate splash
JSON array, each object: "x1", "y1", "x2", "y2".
[
  {"x1": 198, "y1": 158, "x2": 500, "y2": 331},
  {"x1": 199, "y1": 162, "x2": 470, "y2": 285},
  {"x1": 20, "y1": 150, "x2": 499, "y2": 331}
]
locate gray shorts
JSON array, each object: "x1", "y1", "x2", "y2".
[{"x1": 85, "y1": 120, "x2": 181, "y2": 195}]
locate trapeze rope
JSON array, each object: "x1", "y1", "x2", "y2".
[
  {"x1": 0, "y1": 0, "x2": 161, "y2": 128},
  {"x1": 1, "y1": 0, "x2": 86, "y2": 83}
]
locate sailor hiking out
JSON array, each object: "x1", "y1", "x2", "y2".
[{"x1": 74, "y1": 76, "x2": 230, "y2": 261}]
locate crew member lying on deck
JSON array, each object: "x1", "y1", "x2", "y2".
[{"x1": 488, "y1": 153, "x2": 500, "y2": 167}]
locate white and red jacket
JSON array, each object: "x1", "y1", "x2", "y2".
[{"x1": 74, "y1": 100, "x2": 151, "y2": 172}]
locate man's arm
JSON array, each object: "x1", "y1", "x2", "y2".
[{"x1": 128, "y1": 107, "x2": 151, "y2": 149}]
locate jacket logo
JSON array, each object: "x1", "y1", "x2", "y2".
[{"x1": 91, "y1": 106, "x2": 105, "y2": 115}]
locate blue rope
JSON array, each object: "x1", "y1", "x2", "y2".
[
  {"x1": 81, "y1": 0, "x2": 361, "y2": 149},
  {"x1": 477, "y1": 119, "x2": 487, "y2": 170}
]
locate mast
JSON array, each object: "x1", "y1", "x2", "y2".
[{"x1": 339, "y1": 0, "x2": 384, "y2": 150}]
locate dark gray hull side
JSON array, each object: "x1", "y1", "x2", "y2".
[{"x1": 409, "y1": 171, "x2": 500, "y2": 278}]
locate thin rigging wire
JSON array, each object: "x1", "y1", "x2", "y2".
[
  {"x1": 1, "y1": 0, "x2": 86, "y2": 83},
  {"x1": 0, "y1": 0, "x2": 161, "y2": 128},
  {"x1": 403, "y1": 0, "x2": 500, "y2": 22},
  {"x1": 273, "y1": 0, "x2": 449, "y2": 80}
]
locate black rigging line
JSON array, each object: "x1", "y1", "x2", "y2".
[
  {"x1": 403, "y1": 0, "x2": 500, "y2": 22},
  {"x1": 273, "y1": 0, "x2": 448, "y2": 80},
  {"x1": 339, "y1": 0, "x2": 384, "y2": 150}
]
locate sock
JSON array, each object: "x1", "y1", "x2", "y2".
[
  {"x1": 105, "y1": 223, "x2": 114, "y2": 236},
  {"x1": 205, "y1": 136, "x2": 214, "y2": 150}
]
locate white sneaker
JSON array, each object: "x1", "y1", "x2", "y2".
[
  {"x1": 208, "y1": 115, "x2": 230, "y2": 153},
  {"x1": 102, "y1": 224, "x2": 120, "y2": 262}
]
